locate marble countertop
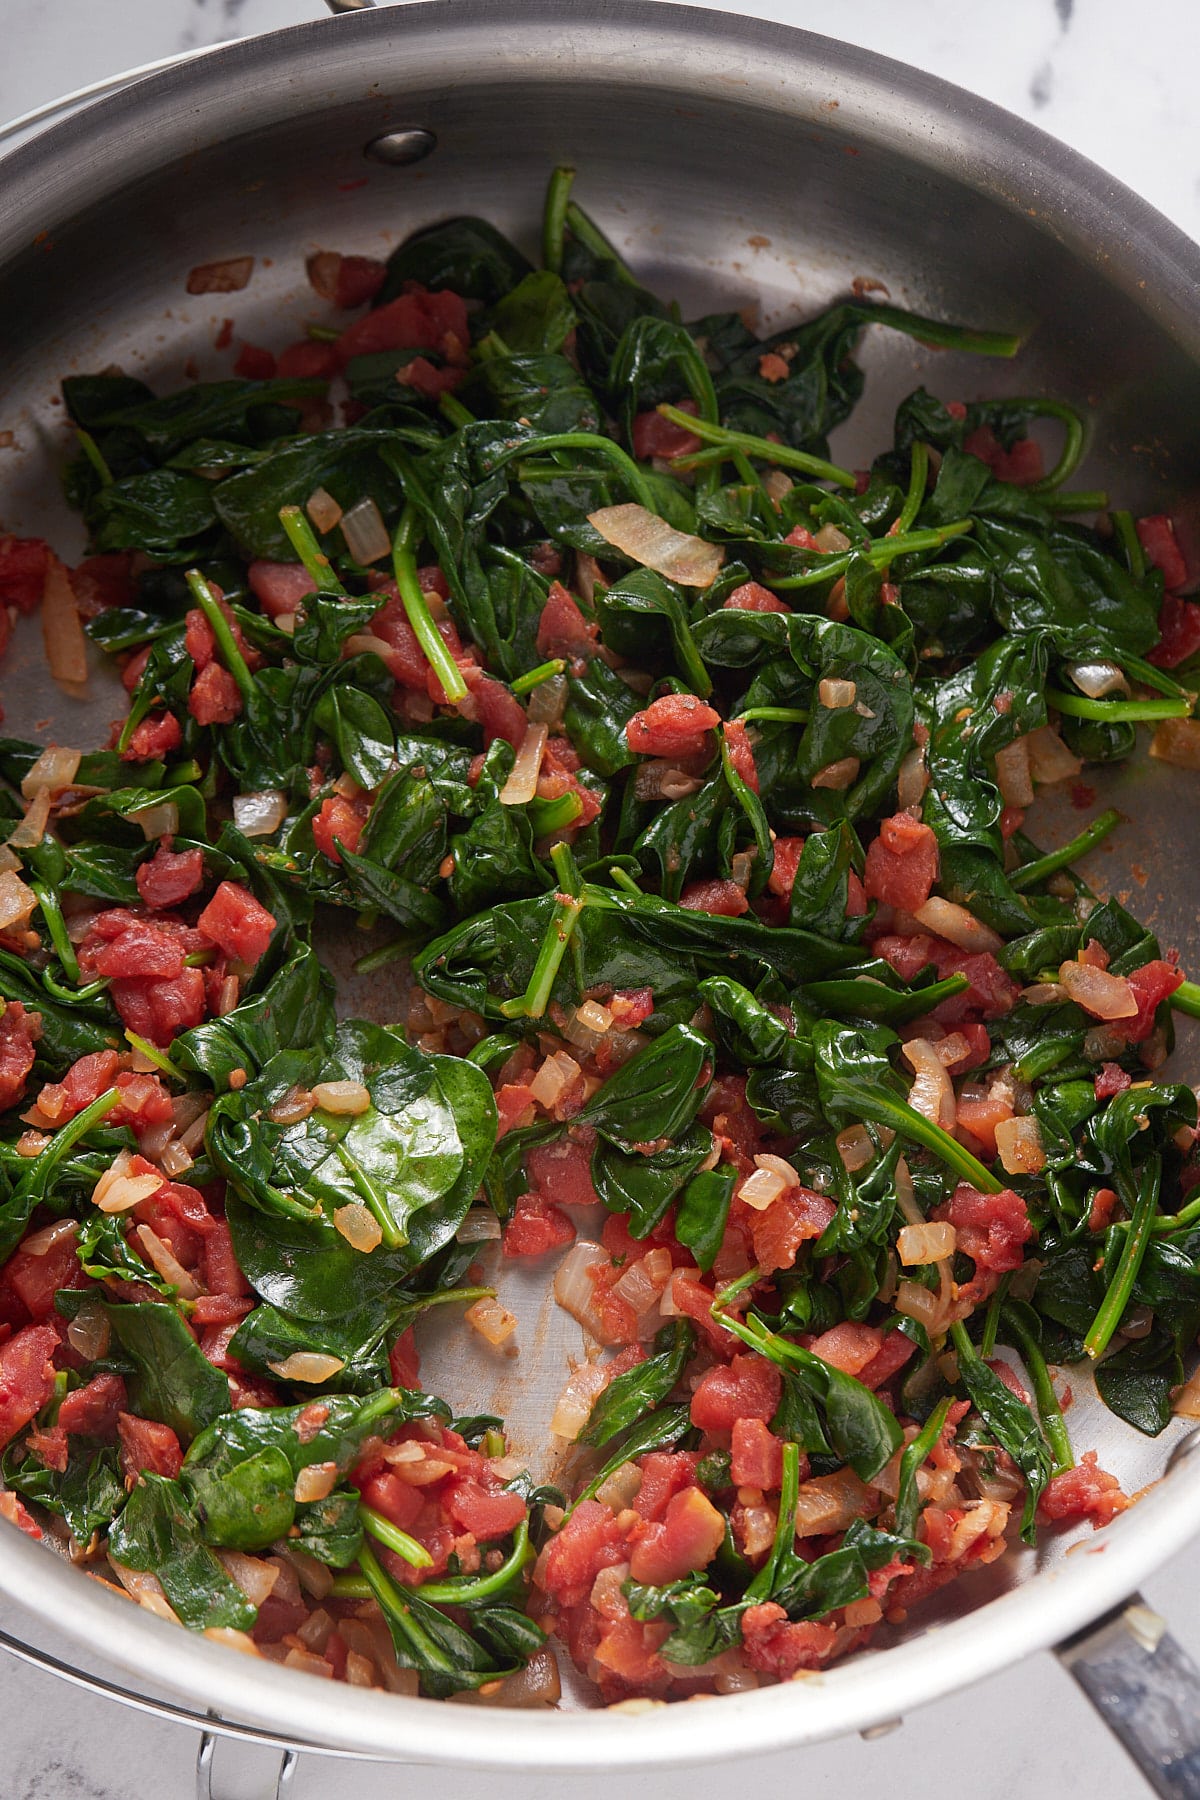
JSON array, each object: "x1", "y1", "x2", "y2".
[{"x1": 3, "y1": 2, "x2": 1200, "y2": 1795}]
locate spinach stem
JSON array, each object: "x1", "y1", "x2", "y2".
[
  {"x1": 1111, "y1": 510, "x2": 1145, "y2": 580},
  {"x1": 979, "y1": 1274, "x2": 1012, "y2": 1357},
  {"x1": 734, "y1": 706, "x2": 810, "y2": 726},
  {"x1": 1016, "y1": 398, "x2": 1087, "y2": 492},
  {"x1": 1000, "y1": 1306, "x2": 1074, "y2": 1474},
  {"x1": 27, "y1": 1086, "x2": 124, "y2": 1179},
  {"x1": 658, "y1": 404, "x2": 856, "y2": 490},
  {"x1": 1170, "y1": 978, "x2": 1200, "y2": 1021},
  {"x1": 1083, "y1": 1155, "x2": 1160, "y2": 1359},
  {"x1": 418, "y1": 1518, "x2": 532, "y2": 1604},
  {"x1": 1041, "y1": 489, "x2": 1108, "y2": 513},
  {"x1": 184, "y1": 569, "x2": 255, "y2": 700},
  {"x1": 352, "y1": 937, "x2": 417, "y2": 975},
  {"x1": 1048, "y1": 688, "x2": 1191, "y2": 723},
  {"x1": 528, "y1": 791, "x2": 584, "y2": 835},
  {"x1": 834, "y1": 1086, "x2": 1003, "y2": 1194},
  {"x1": 329, "y1": 1573, "x2": 371, "y2": 1598},
  {"x1": 335, "y1": 1142, "x2": 405, "y2": 1250},
  {"x1": 897, "y1": 441, "x2": 929, "y2": 535},
  {"x1": 438, "y1": 391, "x2": 475, "y2": 429},
  {"x1": 499, "y1": 885, "x2": 585, "y2": 1019},
  {"x1": 124, "y1": 1030, "x2": 184, "y2": 1083},
  {"x1": 75, "y1": 428, "x2": 113, "y2": 487},
  {"x1": 771, "y1": 520, "x2": 974, "y2": 590},
  {"x1": 30, "y1": 883, "x2": 81, "y2": 982},
  {"x1": 496, "y1": 431, "x2": 659, "y2": 512},
  {"x1": 305, "y1": 322, "x2": 341, "y2": 342},
  {"x1": 360, "y1": 1504, "x2": 436, "y2": 1569},
  {"x1": 894, "y1": 1395, "x2": 952, "y2": 1539},
  {"x1": 511, "y1": 658, "x2": 566, "y2": 696},
  {"x1": 855, "y1": 301, "x2": 1022, "y2": 359},
  {"x1": 608, "y1": 865, "x2": 642, "y2": 896},
  {"x1": 278, "y1": 503, "x2": 346, "y2": 596},
  {"x1": 357, "y1": 1542, "x2": 461, "y2": 1676},
  {"x1": 1009, "y1": 809, "x2": 1122, "y2": 892},
  {"x1": 391, "y1": 504, "x2": 469, "y2": 702},
  {"x1": 542, "y1": 166, "x2": 576, "y2": 274},
  {"x1": 563, "y1": 198, "x2": 641, "y2": 287}
]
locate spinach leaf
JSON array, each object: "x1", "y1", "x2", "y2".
[
  {"x1": 578, "y1": 1322, "x2": 694, "y2": 1449},
  {"x1": 107, "y1": 1474, "x2": 256, "y2": 1631}
]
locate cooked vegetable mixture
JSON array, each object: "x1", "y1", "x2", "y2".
[{"x1": 1, "y1": 167, "x2": 1200, "y2": 1705}]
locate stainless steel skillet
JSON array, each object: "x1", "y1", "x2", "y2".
[{"x1": 2, "y1": 1, "x2": 1200, "y2": 1789}]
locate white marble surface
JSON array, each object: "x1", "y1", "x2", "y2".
[{"x1": 4, "y1": 2, "x2": 1200, "y2": 1795}]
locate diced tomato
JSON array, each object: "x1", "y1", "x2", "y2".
[
  {"x1": 747, "y1": 1185, "x2": 835, "y2": 1274},
  {"x1": 857, "y1": 1330, "x2": 917, "y2": 1391},
  {"x1": 873, "y1": 931, "x2": 1020, "y2": 1024},
  {"x1": 1038, "y1": 1450, "x2": 1128, "y2": 1528},
  {"x1": 846, "y1": 869, "x2": 868, "y2": 916},
  {"x1": 723, "y1": 581, "x2": 789, "y2": 613},
  {"x1": 864, "y1": 813, "x2": 939, "y2": 912},
  {"x1": 628, "y1": 1486, "x2": 725, "y2": 1584},
  {"x1": 278, "y1": 339, "x2": 340, "y2": 381},
  {"x1": 58, "y1": 1372, "x2": 127, "y2": 1438},
  {"x1": 470, "y1": 674, "x2": 528, "y2": 750},
  {"x1": 503, "y1": 1191, "x2": 575, "y2": 1258},
  {"x1": 248, "y1": 560, "x2": 318, "y2": 617},
  {"x1": 1137, "y1": 514, "x2": 1189, "y2": 593},
  {"x1": 1148, "y1": 593, "x2": 1200, "y2": 669},
  {"x1": 136, "y1": 844, "x2": 205, "y2": 911},
  {"x1": 690, "y1": 1353, "x2": 781, "y2": 1432},
  {"x1": 108, "y1": 969, "x2": 207, "y2": 1045},
  {"x1": 233, "y1": 342, "x2": 277, "y2": 380},
  {"x1": 26, "y1": 1423, "x2": 68, "y2": 1471},
  {"x1": 3, "y1": 1232, "x2": 87, "y2": 1320},
  {"x1": 1089, "y1": 1186, "x2": 1121, "y2": 1232},
  {"x1": 388, "y1": 1325, "x2": 421, "y2": 1390},
  {"x1": 359, "y1": 1468, "x2": 425, "y2": 1533},
  {"x1": 334, "y1": 286, "x2": 469, "y2": 367},
  {"x1": 307, "y1": 250, "x2": 387, "y2": 310},
  {"x1": 609, "y1": 988, "x2": 655, "y2": 1029},
  {"x1": 937, "y1": 1183, "x2": 1032, "y2": 1294},
  {"x1": 730, "y1": 1417, "x2": 784, "y2": 1490},
  {"x1": 632, "y1": 1450, "x2": 701, "y2": 1523},
  {"x1": 537, "y1": 1498, "x2": 627, "y2": 1609},
  {"x1": 0, "y1": 1002, "x2": 41, "y2": 1112},
  {"x1": 90, "y1": 919, "x2": 184, "y2": 982},
  {"x1": 0, "y1": 1492, "x2": 42, "y2": 1539},
  {"x1": 35, "y1": 1050, "x2": 120, "y2": 1126},
  {"x1": 954, "y1": 1088, "x2": 1013, "y2": 1159},
  {"x1": 117, "y1": 1413, "x2": 183, "y2": 1481},
  {"x1": 740, "y1": 1604, "x2": 837, "y2": 1676},
  {"x1": 632, "y1": 399, "x2": 702, "y2": 461},
  {"x1": 626, "y1": 693, "x2": 721, "y2": 759},
  {"x1": 536, "y1": 582, "x2": 598, "y2": 658},
  {"x1": 1113, "y1": 959, "x2": 1184, "y2": 1044},
  {"x1": 394, "y1": 355, "x2": 465, "y2": 399},
  {"x1": 312, "y1": 793, "x2": 369, "y2": 865},
  {"x1": 785, "y1": 525, "x2": 819, "y2": 550},
  {"x1": 200, "y1": 1220, "x2": 248, "y2": 1300},
  {"x1": 767, "y1": 835, "x2": 806, "y2": 902},
  {"x1": 0, "y1": 1324, "x2": 60, "y2": 1449},
  {"x1": 525, "y1": 1134, "x2": 600, "y2": 1210},
  {"x1": 0, "y1": 535, "x2": 49, "y2": 612},
  {"x1": 189, "y1": 661, "x2": 242, "y2": 725},
  {"x1": 197, "y1": 881, "x2": 276, "y2": 965},
  {"x1": 444, "y1": 1478, "x2": 526, "y2": 1541},
  {"x1": 1094, "y1": 1061, "x2": 1132, "y2": 1101},
  {"x1": 962, "y1": 425, "x2": 1045, "y2": 486},
  {"x1": 678, "y1": 878, "x2": 749, "y2": 917},
  {"x1": 495, "y1": 1083, "x2": 536, "y2": 1137},
  {"x1": 723, "y1": 719, "x2": 759, "y2": 794},
  {"x1": 71, "y1": 553, "x2": 134, "y2": 617},
  {"x1": 122, "y1": 711, "x2": 183, "y2": 764}
]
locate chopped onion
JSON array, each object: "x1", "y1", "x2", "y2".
[
  {"x1": 813, "y1": 523, "x2": 852, "y2": 553},
  {"x1": 529, "y1": 1050, "x2": 582, "y2": 1110},
  {"x1": 896, "y1": 1278, "x2": 946, "y2": 1331},
  {"x1": 20, "y1": 1218, "x2": 77, "y2": 1257},
  {"x1": 1172, "y1": 1365, "x2": 1200, "y2": 1418},
  {"x1": 268, "y1": 1086, "x2": 315, "y2": 1126},
  {"x1": 1059, "y1": 959, "x2": 1138, "y2": 1020},
  {"x1": 333, "y1": 1202, "x2": 383, "y2": 1253},
  {"x1": 111, "y1": 1562, "x2": 180, "y2": 1623},
  {"x1": 818, "y1": 678, "x2": 856, "y2": 710},
  {"x1": 134, "y1": 1224, "x2": 201, "y2": 1298},
  {"x1": 133, "y1": 802, "x2": 179, "y2": 843},
  {"x1": 914, "y1": 896, "x2": 1003, "y2": 955},
  {"x1": 267, "y1": 1351, "x2": 346, "y2": 1383},
  {"x1": 275, "y1": 1544, "x2": 335, "y2": 1601},
  {"x1": 0, "y1": 845, "x2": 20, "y2": 875},
  {"x1": 499, "y1": 722, "x2": 548, "y2": 806},
  {"x1": 93, "y1": 1152, "x2": 163, "y2": 1214},
  {"x1": 587, "y1": 503, "x2": 724, "y2": 589},
  {"x1": 306, "y1": 487, "x2": 343, "y2": 533},
  {"x1": 994, "y1": 737, "x2": 1034, "y2": 807},
  {"x1": 794, "y1": 1469, "x2": 875, "y2": 1535},
  {"x1": 8, "y1": 788, "x2": 51, "y2": 851},
  {"x1": 934, "y1": 1032, "x2": 972, "y2": 1068},
  {"x1": 344, "y1": 631, "x2": 399, "y2": 664},
  {"x1": 1026, "y1": 724, "x2": 1083, "y2": 784},
  {"x1": 159, "y1": 1140, "x2": 195, "y2": 1179},
  {"x1": 293, "y1": 1462, "x2": 338, "y2": 1504},
  {"x1": 553, "y1": 1241, "x2": 613, "y2": 1340},
  {"x1": 595, "y1": 1460, "x2": 642, "y2": 1511},
  {"x1": 994, "y1": 1115, "x2": 1047, "y2": 1175},
  {"x1": 43, "y1": 555, "x2": 89, "y2": 685},
  {"x1": 896, "y1": 745, "x2": 929, "y2": 812},
  {"x1": 1068, "y1": 660, "x2": 1129, "y2": 699},
  {"x1": 712, "y1": 1655, "x2": 761, "y2": 1695},
  {"x1": 216, "y1": 1551, "x2": 280, "y2": 1607},
  {"x1": 202, "y1": 1627, "x2": 261, "y2": 1657},
  {"x1": 836, "y1": 1125, "x2": 874, "y2": 1172},
  {"x1": 738, "y1": 1167, "x2": 787, "y2": 1211},
  {"x1": 312, "y1": 1080, "x2": 372, "y2": 1115},
  {"x1": 66, "y1": 1297, "x2": 110, "y2": 1362},
  {"x1": 634, "y1": 759, "x2": 703, "y2": 803},
  {"x1": 901, "y1": 1037, "x2": 956, "y2": 1130},
  {"x1": 451, "y1": 1647, "x2": 563, "y2": 1709},
  {"x1": 233, "y1": 790, "x2": 288, "y2": 838},
  {"x1": 659, "y1": 1267, "x2": 703, "y2": 1317},
  {"x1": 186, "y1": 256, "x2": 254, "y2": 294},
  {"x1": 549, "y1": 1356, "x2": 609, "y2": 1438},
  {"x1": 456, "y1": 1208, "x2": 502, "y2": 1243},
  {"x1": 340, "y1": 496, "x2": 391, "y2": 566},
  {"x1": 575, "y1": 1000, "x2": 614, "y2": 1034},
  {"x1": 611, "y1": 1255, "x2": 667, "y2": 1325},
  {"x1": 810, "y1": 755, "x2": 860, "y2": 791},
  {"x1": 465, "y1": 1295, "x2": 518, "y2": 1346},
  {"x1": 0, "y1": 870, "x2": 36, "y2": 930},
  {"x1": 20, "y1": 746, "x2": 81, "y2": 799},
  {"x1": 897, "y1": 1221, "x2": 957, "y2": 1265},
  {"x1": 527, "y1": 674, "x2": 568, "y2": 726},
  {"x1": 1150, "y1": 718, "x2": 1200, "y2": 770}
]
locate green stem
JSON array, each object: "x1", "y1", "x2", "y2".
[
  {"x1": 979, "y1": 1274, "x2": 1012, "y2": 1357},
  {"x1": 527, "y1": 791, "x2": 584, "y2": 835},
  {"x1": 844, "y1": 1091, "x2": 1003, "y2": 1194},
  {"x1": 511, "y1": 658, "x2": 566, "y2": 696},
  {"x1": 391, "y1": 504, "x2": 469, "y2": 703},
  {"x1": 360, "y1": 1504, "x2": 435, "y2": 1569},
  {"x1": 564, "y1": 199, "x2": 640, "y2": 287},
  {"x1": 771, "y1": 520, "x2": 974, "y2": 590},
  {"x1": 499, "y1": 886, "x2": 585, "y2": 1019},
  {"x1": 124, "y1": 1031, "x2": 184, "y2": 1083},
  {"x1": 1009, "y1": 809, "x2": 1122, "y2": 892},
  {"x1": 746, "y1": 1442, "x2": 800, "y2": 1601},
  {"x1": 894, "y1": 1395, "x2": 952, "y2": 1539},
  {"x1": 335, "y1": 1142, "x2": 404, "y2": 1250},
  {"x1": 417, "y1": 1518, "x2": 532, "y2": 1605},
  {"x1": 608, "y1": 865, "x2": 642, "y2": 896},
  {"x1": 1170, "y1": 979, "x2": 1200, "y2": 1021},
  {"x1": 897, "y1": 441, "x2": 929, "y2": 535},
  {"x1": 41, "y1": 970, "x2": 109, "y2": 1006},
  {"x1": 356, "y1": 1542, "x2": 461, "y2": 1677},
  {"x1": 30, "y1": 883, "x2": 80, "y2": 982},
  {"x1": 542, "y1": 166, "x2": 576, "y2": 274},
  {"x1": 1001, "y1": 1306, "x2": 1074, "y2": 1474},
  {"x1": 734, "y1": 705, "x2": 810, "y2": 726},
  {"x1": 183, "y1": 569, "x2": 254, "y2": 699},
  {"x1": 438, "y1": 391, "x2": 475, "y2": 429},
  {"x1": 497, "y1": 431, "x2": 659, "y2": 512},
  {"x1": 352, "y1": 937, "x2": 417, "y2": 976},
  {"x1": 75, "y1": 428, "x2": 113, "y2": 487},
  {"x1": 27, "y1": 1086, "x2": 124, "y2": 1178},
  {"x1": 1047, "y1": 689, "x2": 1191, "y2": 723},
  {"x1": 305, "y1": 322, "x2": 341, "y2": 343},
  {"x1": 1014, "y1": 399, "x2": 1087, "y2": 492},
  {"x1": 1111, "y1": 510, "x2": 1145, "y2": 581},
  {"x1": 548, "y1": 838, "x2": 582, "y2": 898},
  {"x1": 1083, "y1": 1155, "x2": 1160, "y2": 1360},
  {"x1": 329, "y1": 1573, "x2": 371, "y2": 1599},
  {"x1": 855, "y1": 300, "x2": 1022, "y2": 359},
  {"x1": 657, "y1": 404, "x2": 855, "y2": 489},
  {"x1": 278, "y1": 504, "x2": 346, "y2": 596},
  {"x1": 1041, "y1": 489, "x2": 1108, "y2": 513}
]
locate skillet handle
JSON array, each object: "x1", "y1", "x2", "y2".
[{"x1": 1058, "y1": 1594, "x2": 1200, "y2": 1799}]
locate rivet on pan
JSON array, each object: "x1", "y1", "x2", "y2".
[
  {"x1": 363, "y1": 128, "x2": 437, "y2": 167},
  {"x1": 860, "y1": 1718, "x2": 902, "y2": 1740}
]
